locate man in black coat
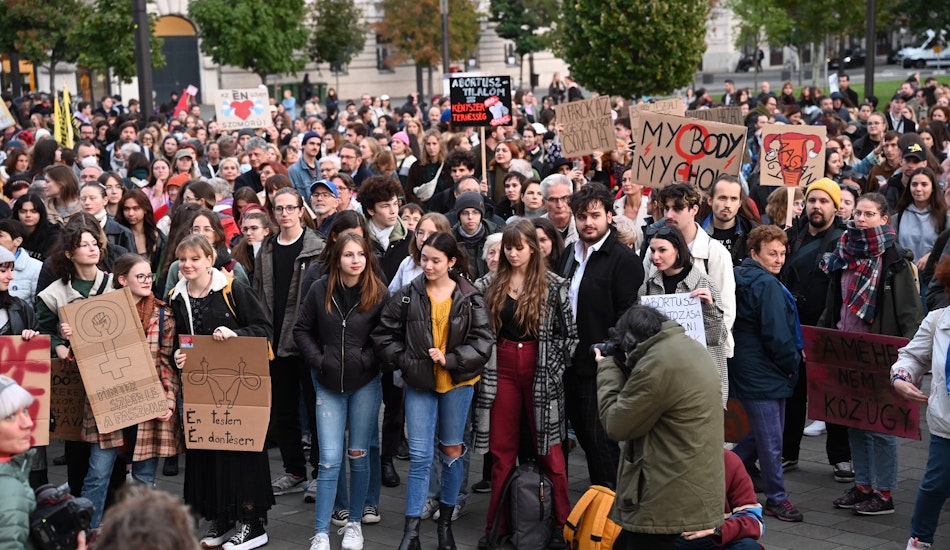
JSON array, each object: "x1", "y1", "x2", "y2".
[{"x1": 557, "y1": 183, "x2": 642, "y2": 489}]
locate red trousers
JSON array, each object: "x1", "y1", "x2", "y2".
[{"x1": 485, "y1": 339, "x2": 571, "y2": 534}]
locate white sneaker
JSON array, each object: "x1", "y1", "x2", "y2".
[
  {"x1": 421, "y1": 498, "x2": 439, "y2": 520},
  {"x1": 907, "y1": 537, "x2": 932, "y2": 549},
  {"x1": 304, "y1": 479, "x2": 318, "y2": 503},
  {"x1": 339, "y1": 521, "x2": 364, "y2": 550},
  {"x1": 309, "y1": 533, "x2": 330, "y2": 550},
  {"x1": 271, "y1": 473, "x2": 306, "y2": 495},
  {"x1": 803, "y1": 421, "x2": 827, "y2": 436}
]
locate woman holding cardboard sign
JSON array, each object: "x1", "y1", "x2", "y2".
[{"x1": 170, "y1": 234, "x2": 273, "y2": 550}]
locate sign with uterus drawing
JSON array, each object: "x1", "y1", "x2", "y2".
[
  {"x1": 760, "y1": 124, "x2": 827, "y2": 187},
  {"x1": 180, "y1": 335, "x2": 271, "y2": 452}
]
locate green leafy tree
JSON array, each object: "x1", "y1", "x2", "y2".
[
  {"x1": 892, "y1": 0, "x2": 950, "y2": 36},
  {"x1": 0, "y1": 0, "x2": 87, "y2": 91},
  {"x1": 374, "y1": 0, "x2": 481, "y2": 69},
  {"x1": 552, "y1": 0, "x2": 708, "y2": 97},
  {"x1": 189, "y1": 0, "x2": 309, "y2": 84},
  {"x1": 490, "y1": 0, "x2": 557, "y2": 58},
  {"x1": 77, "y1": 0, "x2": 165, "y2": 84},
  {"x1": 308, "y1": 0, "x2": 366, "y2": 77}
]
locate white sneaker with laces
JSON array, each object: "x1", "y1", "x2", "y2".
[
  {"x1": 906, "y1": 537, "x2": 932, "y2": 549},
  {"x1": 803, "y1": 420, "x2": 827, "y2": 436},
  {"x1": 271, "y1": 473, "x2": 306, "y2": 495},
  {"x1": 309, "y1": 533, "x2": 330, "y2": 550},
  {"x1": 340, "y1": 521, "x2": 364, "y2": 550},
  {"x1": 421, "y1": 498, "x2": 439, "y2": 520}
]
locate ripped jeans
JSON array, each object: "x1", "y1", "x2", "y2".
[
  {"x1": 312, "y1": 375, "x2": 382, "y2": 534},
  {"x1": 403, "y1": 383, "x2": 475, "y2": 516}
]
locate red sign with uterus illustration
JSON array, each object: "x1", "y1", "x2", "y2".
[
  {"x1": 215, "y1": 88, "x2": 272, "y2": 131},
  {"x1": 761, "y1": 124, "x2": 827, "y2": 187}
]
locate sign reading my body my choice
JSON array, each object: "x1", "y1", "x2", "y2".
[{"x1": 449, "y1": 75, "x2": 512, "y2": 127}]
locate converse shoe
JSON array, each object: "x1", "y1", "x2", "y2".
[
  {"x1": 907, "y1": 537, "x2": 933, "y2": 549},
  {"x1": 763, "y1": 499, "x2": 804, "y2": 522},
  {"x1": 222, "y1": 522, "x2": 268, "y2": 550},
  {"x1": 201, "y1": 521, "x2": 235, "y2": 548},
  {"x1": 362, "y1": 505, "x2": 381, "y2": 524},
  {"x1": 309, "y1": 533, "x2": 330, "y2": 550},
  {"x1": 330, "y1": 509, "x2": 349, "y2": 527},
  {"x1": 421, "y1": 498, "x2": 439, "y2": 520},
  {"x1": 833, "y1": 486, "x2": 873, "y2": 509},
  {"x1": 303, "y1": 479, "x2": 318, "y2": 503},
  {"x1": 854, "y1": 492, "x2": 895, "y2": 515},
  {"x1": 339, "y1": 521, "x2": 364, "y2": 550},
  {"x1": 271, "y1": 473, "x2": 306, "y2": 495},
  {"x1": 781, "y1": 458, "x2": 799, "y2": 472},
  {"x1": 803, "y1": 420, "x2": 827, "y2": 436},
  {"x1": 833, "y1": 462, "x2": 855, "y2": 483}
]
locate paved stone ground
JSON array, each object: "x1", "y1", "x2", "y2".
[{"x1": 45, "y1": 381, "x2": 950, "y2": 549}]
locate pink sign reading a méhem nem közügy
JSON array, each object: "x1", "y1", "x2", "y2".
[{"x1": 802, "y1": 326, "x2": 920, "y2": 440}]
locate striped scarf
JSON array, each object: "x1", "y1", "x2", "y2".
[{"x1": 820, "y1": 224, "x2": 896, "y2": 324}]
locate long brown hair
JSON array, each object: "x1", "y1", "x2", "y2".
[
  {"x1": 486, "y1": 219, "x2": 548, "y2": 338},
  {"x1": 409, "y1": 212, "x2": 451, "y2": 265},
  {"x1": 325, "y1": 233, "x2": 387, "y2": 314}
]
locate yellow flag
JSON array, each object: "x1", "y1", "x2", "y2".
[
  {"x1": 53, "y1": 93, "x2": 63, "y2": 147},
  {"x1": 62, "y1": 83, "x2": 74, "y2": 149}
]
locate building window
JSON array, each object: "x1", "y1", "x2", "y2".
[
  {"x1": 376, "y1": 34, "x2": 395, "y2": 73},
  {"x1": 504, "y1": 43, "x2": 517, "y2": 66}
]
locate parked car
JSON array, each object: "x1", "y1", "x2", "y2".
[
  {"x1": 828, "y1": 47, "x2": 866, "y2": 70},
  {"x1": 896, "y1": 29, "x2": 950, "y2": 68}
]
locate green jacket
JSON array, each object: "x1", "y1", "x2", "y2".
[
  {"x1": 0, "y1": 449, "x2": 36, "y2": 550},
  {"x1": 597, "y1": 321, "x2": 724, "y2": 534}
]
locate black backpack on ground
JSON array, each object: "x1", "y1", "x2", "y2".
[{"x1": 486, "y1": 461, "x2": 554, "y2": 550}]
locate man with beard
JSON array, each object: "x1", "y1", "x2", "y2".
[
  {"x1": 557, "y1": 182, "x2": 641, "y2": 489},
  {"x1": 780, "y1": 179, "x2": 852, "y2": 482},
  {"x1": 701, "y1": 174, "x2": 758, "y2": 266}
]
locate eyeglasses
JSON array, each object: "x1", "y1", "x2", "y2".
[
  {"x1": 311, "y1": 192, "x2": 335, "y2": 200},
  {"x1": 545, "y1": 196, "x2": 570, "y2": 204},
  {"x1": 339, "y1": 154, "x2": 357, "y2": 160},
  {"x1": 273, "y1": 205, "x2": 300, "y2": 214},
  {"x1": 242, "y1": 225, "x2": 263, "y2": 233},
  {"x1": 415, "y1": 229, "x2": 435, "y2": 240},
  {"x1": 133, "y1": 273, "x2": 154, "y2": 283}
]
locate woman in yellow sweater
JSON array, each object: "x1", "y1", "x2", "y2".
[{"x1": 374, "y1": 233, "x2": 494, "y2": 550}]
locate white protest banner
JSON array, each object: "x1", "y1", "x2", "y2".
[
  {"x1": 215, "y1": 88, "x2": 271, "y2": 131},
  {"x1": 639, "y1": 294, "x2": 706, "y2": 346}
]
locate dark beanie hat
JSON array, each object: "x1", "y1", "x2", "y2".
[{"x1": 454, "y1": 191, "x2": 485, "y2": 217}]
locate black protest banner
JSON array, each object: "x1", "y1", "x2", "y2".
[
  {"x1": 631, "y1": 112, "x2": 746, "y2": 190},
  {"x1": 449, "y1": 75, "x2": 512, "y2": 127}
]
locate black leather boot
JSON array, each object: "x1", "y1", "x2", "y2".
[
  {"x1": 397, "y1": 516, "x2": 422, "y2": 550},
  {"x1": 436, "y1": 504, "x2": 457, "y2": 550},
  {"x1": 382, "y1": 456, "x2": 400, "y2": 487}
]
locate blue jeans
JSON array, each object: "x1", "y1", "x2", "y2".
[
  {"x1": 425, "y1": 400, "x2": 475, "y2": 506},
  {"x1": 82, "y1": 445, "x2": 158, "y2": 527},
  {"x1": 404, "y1": 384, "x2": 474, "y2": 516},
  {"x1": 733, "y1": 398, "x2": 787, "y2": 505},
  {"x1": 333, "y1": 422, "x2": 382, "y2": 512},
  {"x1": 849, "y1": 427, "x2": 898, "y2": 490},
  {"x1": 911, "y1": 433, "x2": 950, "y2": 544},
  {"x1": 313, "y1": 376, "x2": 382, "y2": 534}
]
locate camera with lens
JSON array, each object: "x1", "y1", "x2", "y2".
[
  {"x1": 30, "y1": 483, "x2": 94, "y2": 550},
  {"x1": 590, "y1": 340, "x2": 618, "y2": 358}
]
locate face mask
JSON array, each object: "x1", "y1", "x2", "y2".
[
  {"x1": 81, "y1": 156, "x2": 99, "y2": 168},
  {"x1": 174, "y1": 132, "x2": 185, "y2": 141},
  {"x1": 239, "y1": 164, "x2": 252, "y2": 174}
]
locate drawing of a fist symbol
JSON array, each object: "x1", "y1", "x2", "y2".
[{"x1": 92, "y1": 312, "x2": 112, "y2": 336}]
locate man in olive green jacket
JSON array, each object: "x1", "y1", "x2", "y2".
[{"x1": 596, "y1": 306, "x2": 725, "y2": 550}]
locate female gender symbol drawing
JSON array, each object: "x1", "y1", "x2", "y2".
[{"x1": 74, "y1": 300, "x2": 131, "y2": 380}]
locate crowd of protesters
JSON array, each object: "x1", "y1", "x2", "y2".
[{"x1": 2, "y1": 72, "x2": 950, "y2": 550}]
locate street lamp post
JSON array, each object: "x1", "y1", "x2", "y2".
[
  {"x1": 132, "y1": 0, "x2": 154, "y2": 117},
  {"x1": 864, "y1": 0, "x2": 876, "y2": 100},
  {"x1": 440, "y1": 0, "x2": 450, "y2": 75}
]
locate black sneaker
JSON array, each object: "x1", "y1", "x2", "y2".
[
  {"x1": 330, "y1": 509, "x2": 350, "y2": 527},
  {"x1": 833, "y1": 486, "x2": 873, "y2": 509},
  {"x1": 854, "y1": 493, "x2": 895, "y2": 515},
  {"x1": 395, "y1": 441, "x2": 410, "y2": 461},
  {"x1": 782, "y1": 458, "x2": 799, "y2": 472},
  {"x1": 471, "y1": 479, "x2": 491, "y2": 493},
  {"x1": 200, "y1": 521, "x2": 235, "y2": 548},
  {"x1": 833, "y1": 461, "x2": 855, "y2": 483},
  {"x1": 763, "y1": 499, "x2": 804, "y2": 522},
  {"x1": 222, "y1": 522, "x2": 268, "y2": 550}
]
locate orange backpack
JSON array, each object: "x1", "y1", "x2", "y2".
[{"x1": 563, "y1": 485, "x2": 623, "y2": 550}]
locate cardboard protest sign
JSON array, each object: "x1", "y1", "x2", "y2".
[
  {"x1": 49, "y1": 358, "x2": 84, "y2": 441},
  {"x1": 0, "y1": 101, "x2": 16, "y2": 130},
  {"x1": 685, "y1": 107, "x2": 745, "y2": 127},
  {"x1": 215, "y1": 88, "x2": 271, "y2": 131},
  {"x1": 0, "y1": 336, "x2": 51, "y2": 445},
  {"x1": 181, "y1": 335, "x2": 271, "y2": 452},
  {"x1": 802, "y1": 326, "x2": 920, "y2": 440},
  {"x1": 724, "y1": 398, "x2": 750, "y2": 443},
  {"x1": 554, "y1": 96, "x2": 614, "y2": 157},
  {"x1": 59, "y1": 288, "x2": 167, "y2": 433},
  {"x1": 449, "y1": 75, "x2": 512, "y2": 127},
  {"x1": 629, "y1": 98, "x2": 686, "y2": 135},
  {"x1": 760, "y1": 124, "x2": 826, "y2": 187},
  {"x1": 638, "y1": 294, "x2": 706, "y2": 346},
  {"x1": 631, "y1": 112, "x2": 746, "y2": 191}
]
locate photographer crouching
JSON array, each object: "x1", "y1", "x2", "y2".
[{"x1": 595, "y1": 305, "x2": 725, "y2": 550}]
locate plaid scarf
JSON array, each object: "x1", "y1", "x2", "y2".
[{"x1": 820, "y1": 224, "x2": 896, "y2": 324}]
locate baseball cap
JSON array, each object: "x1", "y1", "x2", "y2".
[
  {"x1": 175, "y1": 149, "x2": 194, "y2": 160},
  {"x1": 903, "y1": 142, "x2": 926, "y2": 161},
  {"x1": 309, "y1": 179, "x2": 340, "y2": 198},
  {"x1": 166, "y1": 173, "x2": 190, "y2": 189}
]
